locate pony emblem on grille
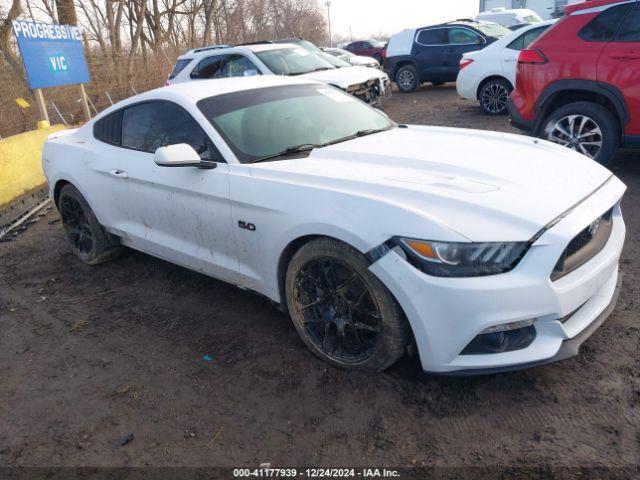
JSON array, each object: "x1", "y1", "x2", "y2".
[{"x1": 588, "y1": 217, "x2": 601, "y2": 237}]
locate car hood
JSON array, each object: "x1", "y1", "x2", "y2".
[
  {"x1": 349, "y1": 56, "x2": 379, "y2": 67},
  {"x1": 249, "y1": 126, "x2": 614, "y2": 242},
  {"x1": 300, "y1": 66, "x2": 387, "y2": 89}
]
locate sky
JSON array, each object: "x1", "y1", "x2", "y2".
[{"x1": 326, "y1": 0, "x2": 481, "y2": 40}]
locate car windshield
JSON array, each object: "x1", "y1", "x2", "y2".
[
  {"x1": 332, "y1": 48, "x2": 354, "y2": 57},
  {"x1": 197, "y1": 84, "x2": 394, "y2": 164},
  {"x1": 292, "y1": 39, "x2": 323, "y2": 54},
  {"x1": 256, "y1": 47, "x2": 335, "y2": 75},
  {"x1": 475, "y1": 22, "x2": 511, "y2": 38}
]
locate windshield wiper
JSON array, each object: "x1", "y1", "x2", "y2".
[
  {"x1": 251, "y1": 127, "x2": 393, "y2": 164},
  {"x1": 252, "y1": 144, "x2": 321, "y2": 163},
  {"x1": 322, "y1": 126, "x2": 394, "y2": 147}
]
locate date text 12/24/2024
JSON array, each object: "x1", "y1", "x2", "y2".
[{"x1": 233, "y1": 468, "x2": 401, "y2": 478}]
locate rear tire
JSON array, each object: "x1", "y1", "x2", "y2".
[
  {"x1": 58, "y1": 184, "x2": 121, "y2": 265},
  {"x1": 540, "y1": 101, "x2": 620, "y2": 166},
  {"x1": 285, "y1": 238, "x2": 409, "y2": 372},
  {"x1": 395, "y1": 65, "x2": 419, "y2": 93},
  {"x1": 478, "y1": 78, "x2": 512, "y2": 116}
]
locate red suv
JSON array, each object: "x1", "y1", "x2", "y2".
[{"x1": 508, "y1": 0, "x2": 640, "y2": 165}]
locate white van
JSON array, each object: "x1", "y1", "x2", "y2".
[{"x1": 475, "y1": 8, "x2": 542, "y2": 27}]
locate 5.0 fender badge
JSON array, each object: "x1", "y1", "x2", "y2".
[{"x1": 238, "y1": 221, "x2": 256, "y2": 231}]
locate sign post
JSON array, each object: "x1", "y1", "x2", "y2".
[
  {"x1": 12, "y1": 21, "x2": 91, "y2": 125},
  {"x1": 34, "y1": 88, "x2": 50, "y2": 125},
  {"x1": 79, "y1": 83, "x2": 91, "y2": 120}
]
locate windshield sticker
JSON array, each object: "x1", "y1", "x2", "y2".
[{"x1": 317, "y1": 88, "x2": 354, "y2": 103}]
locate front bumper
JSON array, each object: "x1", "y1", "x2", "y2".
[
  {"x1": 347, "y1": 77, "x2": 390, "y2": 105},
  {"x1": 369, "y1": 177, "x2": 626, "y2": 374}
]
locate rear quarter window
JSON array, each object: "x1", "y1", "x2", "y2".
[
  {"x1": 93, "y1": 110, "x2": 123, "y2": 146},
  {"x1": 416, "y1": 28, "x2": 447, "y2": 45},
  {"x1": 579, "y1": 3, "x2": 634, "y2": 42}
]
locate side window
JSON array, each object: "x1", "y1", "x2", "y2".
[
  {"x1": 219, "y1": 54, "x2": 261, "y2": 78},
  {"x1": 121, "y1": 101, "x2": 220, "y2": 161},
  {"x1": 416, "y1": 28, "x2": 447, "y2": 45},
  {"x1": 448, "y1": 28, "x2": 482, "y2": 45},
  {"x1": 522, "y1": 26, "x2": 550, "y2": 49},
  {"x1": 616, "y1": 2, "x2": 640, "y2": 42},
  {"x1": 169, "y1": 59, "x2": 192, "y2": 79},
  {"x1": 191, "y1": 55, "x2": 224, "y2": 79},
  {"x1": 93, "y1": 110, "x2": 123, "y2": 145},
  {"x1": 507, "y1": 26, "x2": 549, "y2": 51},
  {"x1": 362, "y1": 42, "x2": 372, "y2": 49},
  {"x1": 579, "y1": 3, "x2": 634, "y2": 42},
  {"x1": 507, "y1": 33, "x2": 525, "y2": 51}
]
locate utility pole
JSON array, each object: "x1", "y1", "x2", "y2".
[
  {"x1": 349, "y1": 26, "x2": 353, "y2": 42},
  {"x1": 325, "y1": 1, "x2": 332, "y2": 47}
]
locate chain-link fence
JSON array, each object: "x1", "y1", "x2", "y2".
[{"x1": 0, "y1": 50, "x2": 180, "y2": 138}]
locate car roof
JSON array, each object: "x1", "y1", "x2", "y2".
[
  {"x1": 492, "y1": 19, "x2": 557, "y2": 44},
  {"x1": 478, "y1": 8, "x2": 536, "y2": 15},
  {"x1": 418, "y1": 20, "x2": 484, "y2": 30},
  {"x1": 179, "y1": 43, "x2": 297, "y2": 60},
  {"x1": 565, "y1": 0, "x2": 630, "y2": 15},
  {"x1": 164, "y1": 76, "x2": 317, "y2": 101},
  {"x1": 92, "y1": 77, "x2": 320, "y2": 122}
]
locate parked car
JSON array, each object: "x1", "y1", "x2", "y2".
[
  {"x1": 457, "y1": 20, "x2": 555, "y2": 115},
  {"x1": 167, "y1": 43, "x2": 389, "y2": 106},
  {"x1": 269, "y1": 37, "x2": 356, "y2": 70},
  {"x1": 508, "y1": 0, "x2": 640, "y2": 166},
  {"x1": 323, "y1": 47, "x2": 380, "y2": 68},
  {"x1": 476, "y1": 8, "x2": 542, "y2": 27},
  {"x1": 43, "y1": 76, "x2": 626, "y2": 374},
  {"x1": 344, "y1": 40, "x2": 387, "y2": 63},
  {"x1": 385, "y1": 20, "x2": 511, "y2": 92}
]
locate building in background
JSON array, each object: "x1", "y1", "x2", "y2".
[{"x1": 478, "y1": 0, "x2": 582, "y2": 20}]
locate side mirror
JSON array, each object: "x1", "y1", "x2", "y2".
[{"x1": 154, "y1": 143, "x2": 217, "y2": 169}]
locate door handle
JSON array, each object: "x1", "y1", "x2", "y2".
[{"x1": 109, "y1": 169, "x2": 128, "y2": 179}]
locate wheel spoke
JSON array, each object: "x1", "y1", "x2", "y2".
[{"x1": 350, "y1": 321, "x2": 380, "y2": 333}]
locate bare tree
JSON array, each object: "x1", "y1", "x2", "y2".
[
  {"x1": 0, "y1": 0, "x2": 23, "y2": 72},
  {"x1": 55, "y1": 0, "x2": 76, "y2": 24}
]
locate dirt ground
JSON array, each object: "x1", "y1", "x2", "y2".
[{"x1": 1, "y1": 85, "x2": 639, "y2": 474}]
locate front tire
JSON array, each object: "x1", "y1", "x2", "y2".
[
  {"x1": 395, "y1": 65, "x2": 419, "y2": 93},
  {"x1": 540, "y1": 101, "x2": 620, "y2": 166},
  {"x1": 58, "y1": 184, "x2": 121, "y2": 265},
  {"x1": 478, "y1": 78, "x2": 512, "y2": 116},
  {"x1": 285, "y1": 238, "x2": 409, "y2": 372}
]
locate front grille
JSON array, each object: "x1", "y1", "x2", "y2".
[{"x1": 551, "y1": 208, "x2": 614, "y2": 281}]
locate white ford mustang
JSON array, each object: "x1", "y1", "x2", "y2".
[{"x1": 42, "y1": 76, "x2": 626, "y2": 374}]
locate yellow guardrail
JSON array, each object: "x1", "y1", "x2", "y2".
[{"x1": 0, "y1": 123, "x2": 66, "y2": 208}]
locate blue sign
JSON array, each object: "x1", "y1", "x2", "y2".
[{"x1": 12, "y1": 21, "x2": 90, "y2": 89}]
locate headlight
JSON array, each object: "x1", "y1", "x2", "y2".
[{"x1": 392, "y1": 237, "x2": 529, "y2": 277}]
